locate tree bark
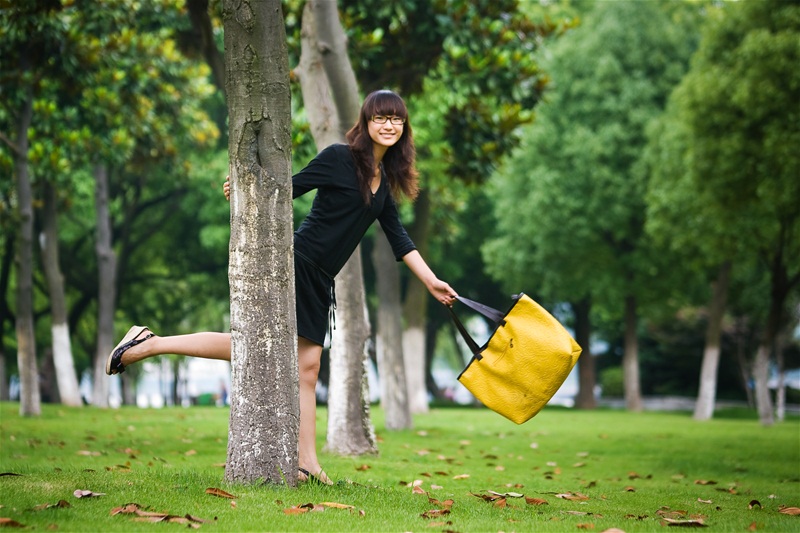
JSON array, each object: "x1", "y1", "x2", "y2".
[
  {"x1": 373, "y1": 226, "x2": 412, "y2": 430},
  {"x1": 402, "y1": 190, "x2": 431, "y2": 414},
  {"x1": 223, "y1": 0, "x2": 297, "y2": 484},
  {"x1": 41, "y1": 181, "x2": 82, "y2": 407},
  {"x1": 693, "y1": 261, "x2": 730, "y2": 421},
  {"x1": 573, "y1": 297, "x2": 595, "y2": 409},
  {"x1": 622, "y1": 294, "x2": 642, "y2": 412},
  {"x1": 92, "y1": 163, "x2": 116, "y2": 408},
  {"x1": 303, "y1": 0, "x2": 377, "y2": 455},
  {"x1": 14, "y1": 78, "x2": 41, "y2": 417}
]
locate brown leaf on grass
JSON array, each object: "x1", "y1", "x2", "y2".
[
  {"x1": 320, "y1": 502, "x2": 355, "y2": 510},
  {"x1": 697, "y1": 498, "x2": 713, "y2": 504},
  {"x1": 421, "y1": 509, "x2": 451, "y2": 519},
  {"x1": 694, "y1": 480, "x2": 717, "y2": 485},
  {"x1": 525, "y1": 497, "x2": 548, "y2": 506},
  {"x1": 623, "y1": 486, "x2": 636, "y2": 492},
  {"x1": 453, "y1": 474, "x2": 470, "y2": 480},
  {"x1": 73, "y1": 489, "x2": 105, "y2": 498},
  {"x1": 488, "y1": 490, "x2": 524, "y2": 498},
  {"x1": 185, "y1": 450, "x2": 197, "y2": 456},
  {"x1": 32, "y1": 500, "x2": 71, "y2": 511},
  {"x1": 657, "y1": 510, "x2": 688, "y2": 519},
  {"x1": 283, "y1": 506, "x2": 309, "y2": 515},
  {"x1": 748, "y1": 521, "x2": 758, "y2": 531},
  {"x1": 355, "y1": 464, "x2": 371, "y2": 471},
  {"x1": 110, "y1": 503, "x2": 143, "y2": 515},
  {"x1": 556, "y1": 492, "x2": 590, "y2": 501},
  {"x1": 76, "y1": 450, "x2": 101, "y2": 456},
  {"x1": 576, "y1": 523, "x2": 595, "y2": 529},
  {"x1": 470, "y1": 492, "x2": 503, "y2": 502},
  {"x1": 428, "y1": 497, "x2": 454, "y2": 509},
  {"x1": 412, "y1": 485, "x2": 427, "y2": 495},
  {"x1": 778, "y1": 506, "x2": 800, "y2": 515},
  {"x1": 494, "y1": 498, "x2": 508, "y2": 508},
  {"x1": 0, "y1": 518, "x2": 25, "y2": 527},
  {"x1": 205, "y1": 487, "x2": 236, "y2": 499},
  {"x1": 661, "y1": 517, "x2": 708, "y2": 527},
  {"x1": 0, "y1": 473, "x2": 22, "y2": 477},
  {"x1": 600, "y1": 529, "x2": 627, "y2": 533}
]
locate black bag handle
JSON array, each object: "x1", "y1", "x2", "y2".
[{"x1": 448, "y1": 296, "x2": 508, "y2": 360}]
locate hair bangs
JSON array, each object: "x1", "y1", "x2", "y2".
[{"x1": 364, "y1": 90, "x2": 408, "y2": 120}]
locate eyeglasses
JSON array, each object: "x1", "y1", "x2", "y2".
[{"x1": 371, "y1": 115, "x2": 406, "y2": 125}]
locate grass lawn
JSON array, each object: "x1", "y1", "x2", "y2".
[{"x1": 1, "y1": 402, "x2": 798, "y2": 532}]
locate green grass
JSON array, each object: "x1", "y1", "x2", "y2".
[{"x1": 1, "y1": 402, "x2": 798, "y2": 532}]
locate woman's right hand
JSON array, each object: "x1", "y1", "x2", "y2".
[{"x1": 223, "y1": 176, "x2": 231, "y2": 201}]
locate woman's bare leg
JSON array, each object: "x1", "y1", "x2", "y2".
[
  {"x1": 120, "y1": 332, "x2": 231, "y2": 367},
  {"x1": 297, "y1": 335, "x2": 332, "y2": 484}
]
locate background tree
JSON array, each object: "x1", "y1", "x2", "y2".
[
  {"x1": 651, "y1": 0, "x2": 800, "y2": 425},
  {"x1": 483, "y1": 0, "x2": 698, "y2": 410}
]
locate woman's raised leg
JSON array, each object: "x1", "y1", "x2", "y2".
[{"x1": 107, "y1": 328, "x2": 231, "y2": 375}]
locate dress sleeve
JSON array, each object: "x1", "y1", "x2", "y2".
[
  {"x1": 378, "y1": 194, "x2": 417, "y2": 261},
  {"x1": 292, "y1": 144, "x2": 341, "y2": 199}
]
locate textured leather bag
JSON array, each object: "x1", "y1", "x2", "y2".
[{"x1": 449, "y1": 294, "x2": 582, "y2": 424}]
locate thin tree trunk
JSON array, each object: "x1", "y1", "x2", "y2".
[
  {"x1": 14, "y1": 75, "x2": 41, "y2": 417},
  {"x1": 121, "y1": 371, "x2": 137, "y2": 406},
  {"x1": 92, "y1": 163, "x2": 115, "y2": 408},
  {"x1": 402, "y1": 190, "x2": 431, "y2": 414},
  {"x1": 775, "y1": 330, "x2": 785, "y2": 422},
  {"x1": 41, "y1": 181, "x2": 82, "y2": 406},
  {"x1": 304, "y1": 0, "x2": 377, "y2": 454},
  {"x1": 373, "y1": 226, "x2": 412, "y2": 430},
  {"x1": 186, "y1": 0, "x2": 226, "y2": 98},
  {"x1": 734, "y1": 317, "x2": 755, "y2": 408},
  {"x1": 573, "y1": 297, "x2": 595, "y2": 409},
  {"x1": 622, "y1": 295, "x2": 642, "y2": 412},
  {"x1": 0, "y1": 226, "x2": 14, "y2": 401},
  {"x1": 693, "y1": 261, "x2": 730, "y2": 421},
  {"x1": 223, "y1": 0, "x2": 297, "y2": 485}
]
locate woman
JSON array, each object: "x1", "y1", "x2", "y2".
[{"x1": 105, "y1": 90, "x2": 458, "y2": 485}]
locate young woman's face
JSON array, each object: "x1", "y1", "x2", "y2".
[{"x1": 367, "y1": 114, "x2": 405, "y2": 149}]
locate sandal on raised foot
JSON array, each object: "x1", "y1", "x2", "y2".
[
  {"x1": 298, "y1": 467, "x2": 333, "y2": 485},
  {"x1": 106, "y1": 326, "x2": 154, "y2": 375}
]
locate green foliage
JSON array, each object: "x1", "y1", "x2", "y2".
[
  {"x1": 1, "y1": 403, "x2": 799, "y2": 531},
  {"x1": 484, "y1": 0, "x2": 699, "y2": 314}
]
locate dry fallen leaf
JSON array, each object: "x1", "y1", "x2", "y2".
[
  {"x1": 453, "y1": 474, "x2": 470, "y2": 480},
  {"x1": 697, "y1": 498, "x2": 713, "y2": 504},
  {"x1": 320, "y1": 502, "x2": 354, "y2": 510},
  {"x1": 205, "y1": 487, "x2": 236, "y2": 499},
  {"x1": 32, "y1": 500, "x2": 71, "y2": 511},
  {"x1": 662, "y1": 518, "x2": 708, "y2": 527},
  {"x1": 73, "y1": 489, "x2": 105, "y2": 498},
  {"x1": 778, "y1": 506, "x2": 800, "y2": 516},
  {"x1": 488, "y1": 490, "x2": 524, "y2": 498},
  {"x1": 556, "y1": 492, "x2": 590, "y2": 501},
  {"x1": 355, "y1": 464, "x2": 370, "y2": 471},
  {"x1": 525, "y1": 497, "x2": 548, "y2": 506},
  {"x1": 421, "y1": 509, "x2": 451, "y2": 519},
  {"x1": 576, "y1": 523, "x2": 595, "y2": 529},
  {"x1": 0, "y1": 518, "x2": 25, "y2": 528},
  {"x1": 600, "y1": 529, "x2": 627, "y2": 533}
]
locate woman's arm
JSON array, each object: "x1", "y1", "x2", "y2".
[{"x1": 402, "y1": 250, "x2": 458, "y2": 306}]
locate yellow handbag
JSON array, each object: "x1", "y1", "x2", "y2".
[{"x1": 450, "y1": 294, "x2": 582, "y2": 424}]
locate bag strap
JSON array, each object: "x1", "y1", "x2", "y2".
[
  {"x1": 455, "y1": 296, "x2": 506, "y2": 325},
  {"x1": 447, "y1": 297, "x2": 507, "y2": 360}
]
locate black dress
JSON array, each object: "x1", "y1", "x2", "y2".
[{"x1": 292, "y1": 143, "x2": 416, "y2": 345}]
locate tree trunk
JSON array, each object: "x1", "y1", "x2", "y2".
[
  {"x1": 92, "y1": 163, "x2": 116, "y2": 408},
  {"x1": 0, "y1": 226, "x2": 14, "y2": 402},
  {"x1": 14, "y1": 78, "x2": 41, "y2": 417},
  {"x1": 373, "y1": 226, "x2": 412, "y2": 430},
  {"x1": 693, "y1": 261, "x2": 730, "y2": 421},
  {"x1": 223, "y1": 0, "x2": 298, "y2": 485},
  {"x1": 622, "y1": 295, "x2": 642, "y2": 412},
  {"x1": 41, "y1": 181, "x2": 82, "y2": 407},
  {"x1": 303, "y1": 0, "x2": 377, "y2": 454},
  {"x1": 402, "y1": 190, "x2": 431, "y2": 414},
  {"x1": 734, "y1": 317, "x2": 755, "y2": 408},
  {"x1": 121, "y1": 371, "x2": 137, "y2": 406},
  {"x1": 573, "y1": 297, "x2": 595, "y2": 409},
  {"x1": 775, "y1": 330, "x2": 786, "y2": 422}
]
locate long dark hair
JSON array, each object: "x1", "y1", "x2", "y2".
[{"x1": 346, "y1": 90, "x2": 419, "y2": 204}]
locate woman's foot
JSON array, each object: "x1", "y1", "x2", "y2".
[
  {"x1": 298, "y1": 467, "x2": 333, "y2": 485},
  {"x1": 106, "y1": 326, "x2": 155, "y2": 375}
]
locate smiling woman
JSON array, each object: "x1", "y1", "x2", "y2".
[{"x1": 104, "y1": 89, "x2": 459, "y2": 487}]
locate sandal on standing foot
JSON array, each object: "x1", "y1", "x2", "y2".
[
  {"x1": 298, "y1": 467, "x2": 333, "y2": 485},
  {"x1": 106, "y1": 326, "x2": 154, "y2": 375}
]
